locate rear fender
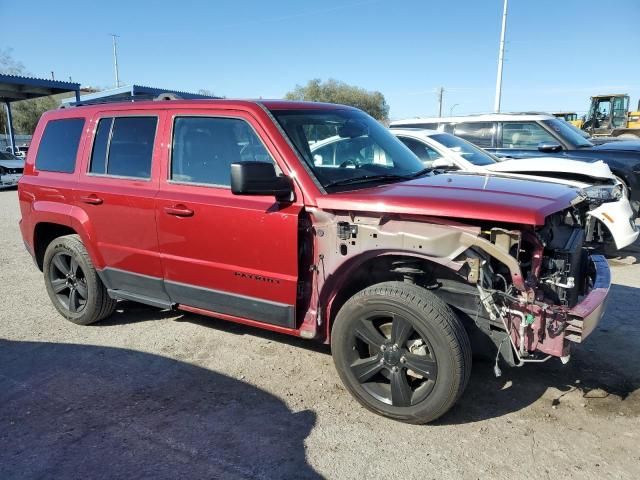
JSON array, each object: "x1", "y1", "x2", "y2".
[{"x1": 31, "y1": 201, "x2": 105, "y2": 269}]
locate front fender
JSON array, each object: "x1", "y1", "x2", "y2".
[{"x1": 588, "y1": 199, "x2": 639, "y2": 250}]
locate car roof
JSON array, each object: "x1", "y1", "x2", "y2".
[
  {"x1": 54, "y1": 99, "x2": 357, "y2": 114},
  {"x1": 389, "y1": 128, "x2": 441, "y2": 137},
  {"x1": 390, "y1": 112, "x2": 556, "y2": 125}
]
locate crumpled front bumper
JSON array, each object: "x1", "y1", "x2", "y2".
[{"x1": 564, "y1": 254, "x2": 611, "y2": 343}]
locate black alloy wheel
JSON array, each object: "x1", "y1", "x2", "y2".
[
  {"x1": 48, "y1": 251, "x2": 89, "y2": 314},
  {"x1": 331, "y1": 281, "x2": 471, "y2": 424}
]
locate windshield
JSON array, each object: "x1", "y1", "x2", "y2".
[
  {"x1": 270, "y1": 109, "x2": 426, "y2": 190},
  {"x1": 542, "y1": 118, "x2": 593, "y2": 148},
  {"x1": 431, "y1": 133, "x2": 496, "y2": 166}
]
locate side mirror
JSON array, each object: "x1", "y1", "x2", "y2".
[
  {"x1": 537, "y1": 142, "x2": 562, "y2": 153},
  {"x1": 230, "y1": 162, "x2": 293, "y2": 201},
  {"x1": 431, "y1": 157, "x2": 455, "y2": 169}
]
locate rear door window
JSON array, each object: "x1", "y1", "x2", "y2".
[
  {"x1": 89, "y1": 116, "x2": 157, "y2": 179},
  {"x1": 35, "y1": 118, "x2": 85, "y2": 173},
  {"x1": 451, "y1": 122, "x2": 495, "y2": 148}
]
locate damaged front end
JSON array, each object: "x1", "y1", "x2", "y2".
[{"x1": 473, "y1": 206, "x2": 611, "y2": 367}]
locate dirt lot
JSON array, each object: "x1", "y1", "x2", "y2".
[{"x1": 1, "y1": 188, "x2": 639, "y2": 480}]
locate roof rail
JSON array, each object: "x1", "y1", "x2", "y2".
[{"x1": 154, "y1": 92, "x2": 182, "y2": 101}]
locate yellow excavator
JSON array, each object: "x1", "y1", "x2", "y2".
[
  {"x1": 552, "y1": 112, "x2": 583, "y2": 128},
  {"x1": 581, "y1": 94, "x2": 640, "y2": 139}
]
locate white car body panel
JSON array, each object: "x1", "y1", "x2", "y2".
[
  {"x1": 486, "y1": 158, "x2": 613, "y2": 181},
  {"x1": 0, "y1": 158, "x2": 24, "y2": 188},
  {"x1": 391, "y1": 129, "x2": 639, "y2": 250}
]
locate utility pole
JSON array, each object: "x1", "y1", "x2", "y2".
[
  {"x1": 111, "y1": 34, "x2": 121, "y2": 88},
  {"x1": 494, "y1": 0, "x2": 508, "y2": 113},
  {"x1": 50, "y1": 71, "x2": 55, "y2": 80},
  {"x1": 437, "y1": 87, "x2": 444, "y2": 117}
]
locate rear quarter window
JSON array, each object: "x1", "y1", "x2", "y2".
[
  {"x1": 35, "y1": 118, "x2": 85, "y2": 173},
  {"x1": 451, "y1": 122, "x2": 495, "y2": 148}
]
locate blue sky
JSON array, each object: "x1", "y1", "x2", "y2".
[{"x1": 2, "y1": 0, "x2": 639, "y2": 119}]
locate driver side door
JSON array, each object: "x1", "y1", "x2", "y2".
[{"x1": 155, "y1": 109, "x2": 303, "y2": 329}]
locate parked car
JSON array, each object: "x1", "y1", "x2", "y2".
[
  {"x1": 390, "y1": 113, "x2": 640, "y2": 213},
  {"x1": 19, "y1": 100, "x2": 610, "y2": 424},
  {"x1": 0, "y1": 151, "x2": 24, "y2": 188},
  {"x1": 386, "y1": 128, "x2": 638, "y2": 251},
  {"x1": 5, "y1": 145, "x2": 29, "y2": 158}
]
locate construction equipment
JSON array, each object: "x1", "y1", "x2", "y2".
[
  {"x1": 552, "y1": 112, "x2": 583, "y2": 128},
  {"x1": 582, "y1": 94, "x2": 640, "y2": 139}
]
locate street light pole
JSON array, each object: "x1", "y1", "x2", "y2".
[
  {"x1": 111, "y1": 34, "x2": 121, "y2": 88},
  {"x1": 437, "y1": 87, "x2": 444, "y2": 117},
  {"x1": 450, "y1": 104, "x2": 459, "y2": 116},
  {"x1": 494, "y1": 0, "x2": 508, "y2": 113}
]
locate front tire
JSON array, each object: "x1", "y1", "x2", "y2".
[
  {"x1": 43, "y1": 234, "x2": 117, "y2": 325},
  {"x1": 331, "y1": 281, "x2": 471, "y2": 424}
]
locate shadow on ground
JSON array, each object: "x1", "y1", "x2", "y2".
[
  {"x1": 0, "y1": 340, "x2": 322, "y2": 480},
  {"x1": 60, "y1": 280, "x2": 640, "y2": 429}
]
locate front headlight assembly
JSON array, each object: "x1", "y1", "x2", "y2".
[{"x1": 582, "y1": 184, "x2": 624, "y2": 202}]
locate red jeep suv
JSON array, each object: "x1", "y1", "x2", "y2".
[{"x1": 18, "y1": 98, "x2": 610, "y2": 423}]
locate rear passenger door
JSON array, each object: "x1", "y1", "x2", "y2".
[
  {"x1": 155, "y1": 109, "x2": 302, "y2": 329},
  {"x1": 75, "y1": 110, "x2": 170, "y2": 304}
]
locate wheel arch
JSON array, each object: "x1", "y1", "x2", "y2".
[
  {"x1": 31, "y1": 204, "x2": 103, "y2": 271},
  {"x1": 321, "y1": 250, "x2": 471, "y2": 342}
]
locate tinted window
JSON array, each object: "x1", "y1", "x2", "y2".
[
  {"x1": 452, "y1": 122, "x2": 494, "y2": 148},
  {"x1": 35, "y1": 118, "x2": 85, "y2": 173},
  {"x1": 397, "y1": 136, "x2": 442, "y2": 166},
  {"x1": 171, "y1": 117, "x2": 275, "y2": 186},
  {"x1": 89, "y1": 116, "x2": 156, "y2": 178},
  {"x1": 89, "y1": 118, "x2": 112, "y2": 174},
  {"x1": 501, "y1": 122, "x2": 556, "y2": 149}
]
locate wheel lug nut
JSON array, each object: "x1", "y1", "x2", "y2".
[
  {"x1": 400, "y1": 357, "x2": 406, "y2": 363},
  {"x1": 392, "y1": 366, "x2": 399, "y2": 373},
  {"x1": 380, "y1": 345, "x2": 386, "y2": 352}
]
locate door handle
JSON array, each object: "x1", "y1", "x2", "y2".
[
  {"x1": 164, "y1": 205, "x2": 194, "y2": 217},
  {"x1": 80, "y1": 194, "x2": 103, "y2": 205}
]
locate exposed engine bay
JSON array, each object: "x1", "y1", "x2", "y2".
[
  {"x1": 469, "y1": 203, "x2": 608, "y2": 368},
  {"x1": 310, "y1": 198, "x2": 610, "y2": 372}
]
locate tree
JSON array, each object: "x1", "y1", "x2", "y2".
[
  {"x1": 0, "y1": 47, "x2": 26, "y2": 75},
  {"x1": 0, "y1": 48, "x2": 60, "y2": 136},
  {"x1": 285, "y1": 78, "x2": 390, "y2": 123}
]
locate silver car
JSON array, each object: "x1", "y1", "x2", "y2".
[{"x1": 0, "y1": 151, "x2": 24, "y2": 188}]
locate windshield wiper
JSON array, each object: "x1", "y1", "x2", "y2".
[
  {"x1": 324, "y1": 174, "x2": 408, "y2": 188},
  {"x1": 324, "y1": 168, "x2": 433, "y2": 188},
  {"x1": 405, "y1": 167, "x2": 433, "y2": 178}
]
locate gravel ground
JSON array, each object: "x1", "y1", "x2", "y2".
[{"x1": 1, "y1": 188, "x2": 639, "y2": 480}]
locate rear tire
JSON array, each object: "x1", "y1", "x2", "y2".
[
  {"x1": 331, "y1": 281, "x2": 471, "y2": 424},
  {"x1": 43, "y1": 234, "x2": 117, "y2": 325}
]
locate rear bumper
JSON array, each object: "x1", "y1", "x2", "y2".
[{"x1": 565, "y1": 255, "x2": 611, "y2": 343}]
